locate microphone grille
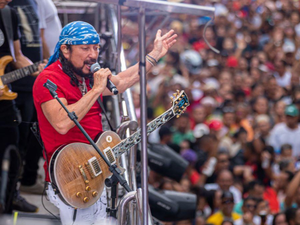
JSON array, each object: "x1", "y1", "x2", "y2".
[{"x1": 90, "y1": 63, "x2": 100, "y2": 73}]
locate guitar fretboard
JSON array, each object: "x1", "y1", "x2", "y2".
[
  {"x1": 112, "y1": 108, "x2": 175, "y2": 158},
  {"x1": 1, "y1": 61, "x2": 41, "y2": 85}
]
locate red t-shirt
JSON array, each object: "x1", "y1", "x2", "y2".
[{"x1": 33, "y1": 60, "x2": 103, "y2": 182}]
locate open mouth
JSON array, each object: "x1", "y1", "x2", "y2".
[{"x1": 85, "y1": 64, "x2": 92, "y2": 70}]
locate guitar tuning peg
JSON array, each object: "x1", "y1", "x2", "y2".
[
  {"x1": 181, "y1": 94, "x2": 185, "y2": 97},
  {"x1": 173, "y1": 93, "x2": 177, "y2": 97},
  {"x1": 170, "y1": 96, "x2": 173, "y2": 100},
  {"x1": 177, "y1": 90, "x2": 180, "y2": 94},
  {"x1": 184, "y1": 103, "x2": 188, "y2": 106},
  {"x1": 176, "y1": 115, "x2": 180, "y2": 118},
  {"x1": 181, "y1": 106, "x2": 184, "y2": 109}
]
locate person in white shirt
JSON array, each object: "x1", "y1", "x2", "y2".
[
  {"x1": 269, "y1": 104, "x2": 300, "y2": 157},
  {"x1": 36, "y1": 0, "x2": 62, "y2": 56}
]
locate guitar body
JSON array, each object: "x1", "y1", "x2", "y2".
[
  {"x1": 0, "y1": 55, "x2": 17, "y2": 100},
  {"x1": 49, "y1": 131, "x2": 122, "y2": 209}
]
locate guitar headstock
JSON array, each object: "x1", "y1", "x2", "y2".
[{"x1": 170, "y1": 90, "x2": 190, "y2": 118}]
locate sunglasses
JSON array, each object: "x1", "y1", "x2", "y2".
[
  {"x1": 222, "y1": 199, "x2": 234, "y2": 204},
  {"x1": 245, "y1": 204, "x2": 257, "y2": 209}
]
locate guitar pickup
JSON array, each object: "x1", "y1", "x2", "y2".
[
  {"x1": 104, "y1": 147, "x2": 116, "y2": 165},
  {"x1": 88, "y1": 157, "x2": 102, "y2": 177}
]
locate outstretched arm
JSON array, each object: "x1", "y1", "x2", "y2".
[
  {"x1": 103, "y1": 29, "x2": 177, "y2": 96},
  {"x1": 285, "y1": 171, "x2": 300, "y2": 207}
]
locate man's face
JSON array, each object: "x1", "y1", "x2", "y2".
[
  {"x1": 221, "y1": 197, "x2": 234, "y2": 216},
  {"x1": 0, "y1": 0, "x2": 11, "y2": 9},
  {"x1": 252, "y1": 184, "x2": 264, "y2": 199},
  {"x1": 216, "y1": 153, "x2": 230, "y2": 171},
  {"x1": 286, "y1": 115, "x2": 298, "y2": 128},
  {"x1": 192, "y1": 107, "x2": 206, "y2": 124},
  {"x1": 242, "y1": 199, "x2": 257, "y2": 214},
  {"x1": 62, "y1": 44, "x2": 99, "y2": 78},
  {"x1": 217, "y1": 171, "x2": 233, "y2": 191}
]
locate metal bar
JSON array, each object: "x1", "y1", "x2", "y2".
[
  {"x1": 80, "y1": 0, "x2": 215, "y2": 16},
  {"x1": 117, "y1": 191, "x2": 136, "y2": 225},
  {"x1": 138, "y1": 7, "x2": 148, "y2": 225}
]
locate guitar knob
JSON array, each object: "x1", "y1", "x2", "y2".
[
  {"x1": 83, "y1": 197, "x2": 89, "y2": 203},
  {"x1": 85, "y1": 186, "x2": 91, "y2": 191},
  {"x1": 92, "y1": 191, "x2": 98, "y2": 197},
  {"x1": 76, "y1": 192, "x2": 82, "y2": 198}
]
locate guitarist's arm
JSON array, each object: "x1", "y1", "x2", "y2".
[
  {"x1": 103, "y1": 29, "x2": 177, "y2": 96},
  {"x1": 11, "y1": 40, "x2": 44, "y2": 76},
  {"x1": 41, "y1": 68, "x2": 112, "y2": 135}
]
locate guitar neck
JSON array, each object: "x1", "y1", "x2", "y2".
[
  {"x1": 1, "y1": 61, "x2": 41, "y2": 85},
  {"x1": 112, "y1": 108, "x2": 175, "y2": 158}
]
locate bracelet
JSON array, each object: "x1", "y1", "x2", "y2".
[
  {"x1": 147, "y1": 54, "x2": 158, "y2": 65},
  {"x1": 146, "y1": 57, "x2": 155, "y2": 66}
]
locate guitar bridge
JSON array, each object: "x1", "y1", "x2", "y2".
[
  {"x1": 104, "y1": 148, "x2": 116, "y2": 165},
  {"x1": 88, "y1": 157, "x2": 102, "y2": 177}
]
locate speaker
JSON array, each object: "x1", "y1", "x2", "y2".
[
  {"x1": 147, "y1": 143, "x2": 188, "y2": 182},
  {"x1": 148, "y1": 186, "x2": 197, "y2": 222}
]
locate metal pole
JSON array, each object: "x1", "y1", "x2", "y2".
[
  {"x1": 138, "y1": 7, "x2": 148, "y2": 225},
  {"x1": 117, "y1": 5, "x2": 122, "y2": 74},
  {"x1": 117, "y1": 191, "x2": 136, "y2": 225}
]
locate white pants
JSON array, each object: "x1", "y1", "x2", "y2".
[{"x1": 46, "y1": 183, "x2": 109, "y2": 225}]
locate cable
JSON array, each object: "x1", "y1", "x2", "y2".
[
  {"x1": 41, "y1": 185, "x2": 60, "y2": 220},
  {"x1": 203, "y1": 16, "x2": 220, "y2": 54}
]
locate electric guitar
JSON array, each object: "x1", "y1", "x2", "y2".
[
  {"x1": 49, "y1": 90, "x2": 190, "y2": 209},
  {"x1": 0, "y1": 55, "x2": 42, "y2": 101}
]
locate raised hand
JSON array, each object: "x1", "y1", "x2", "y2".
[{"x1": 151, "y1": 29, "x2": 177, "y2": 60}]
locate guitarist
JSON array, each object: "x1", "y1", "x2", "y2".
[
  {"x1": 0, "y1": 1, "x2": 44, "y2": 213},
  {"x1": 33, "y1": 21, "x2": 177, "y2": 225}
]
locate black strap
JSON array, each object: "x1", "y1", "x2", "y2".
[
  {"x1": 1, "y1": 6, "x2": 16, "y2": 61},
  {"x1": 89, "y1": 84, "x2": 115, "y2": 132}
]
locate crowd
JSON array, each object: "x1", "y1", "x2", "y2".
[{"x1": 122, "y1": 0, "x2": 300, "y2": 225}]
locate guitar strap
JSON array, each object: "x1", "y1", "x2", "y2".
[
  {"x1": 1, "y1": 6, "x2": 16, "y2": 61},
  {"x1": 89, "y1": 83, "x2": 116, "y2": 132}
]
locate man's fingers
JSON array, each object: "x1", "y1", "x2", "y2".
[
  {"x1": 156, "y1": 29, "x2": 162, "y2": 39},
  {"x1": 161, "y1": 29, "x2": 174, "y2": 40}
]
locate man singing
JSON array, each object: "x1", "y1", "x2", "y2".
[{"x1": 33, "y1": 21, "x2": 177, "y2": 225}]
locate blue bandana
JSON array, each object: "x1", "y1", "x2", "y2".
[{"x1": 46, "y1": 21, "x2": 100, "y2": 68}]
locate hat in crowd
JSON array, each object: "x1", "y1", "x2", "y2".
[
  {"x1": 258, "y1": 64, "x2": 270, "y2": 73},
  {"x1": 201, "y1": 96, "x2": 217, "y2": 107},
  {"x1": 285, "y1": 104, "x2": 299, "y2": 117},
  {"x1": 221, "y1": 191, "x2": 234, "y2": 203},
  {"x1": 46, "y1": 21, "x2": 100, "y2": 68},
  {"x1": 226, "y1": 56, "x2": 238, "y2": 68},
  {"x1": 193, "y1": 123, "x2": 210, "y2": 139},
  {"x1": 255, "y1": 114, "x2": 270, "y2": 124},
  {"x1": 207, "y1": 59, "x2": 219, "y2": 67},
  {"x1": 170, "y1": 75, "x2": 189, "y2": 89},
  {"x1": 208, "y1": 120, "x2": 223, "y2": 131},
  {"x1": 283, "y1": 42, "x2": 296, "y2": 53},
  {"x1": 181, "y1": 149, "x2": 197, "y2": 164},
  {"x1": 214, "y1": 3, "x2": 229, "y2": 17},
  {"x1": 180, "y1": 50, "x2": 203, "y2": 75}
]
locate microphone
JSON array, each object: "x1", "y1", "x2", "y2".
[{"x1": 90, "y1": 63, "x2": 118, "y2": 95}]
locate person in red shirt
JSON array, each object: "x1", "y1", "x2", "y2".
[{"x1": 33, "y1": 21, "x2": 177, "y2": 225}]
